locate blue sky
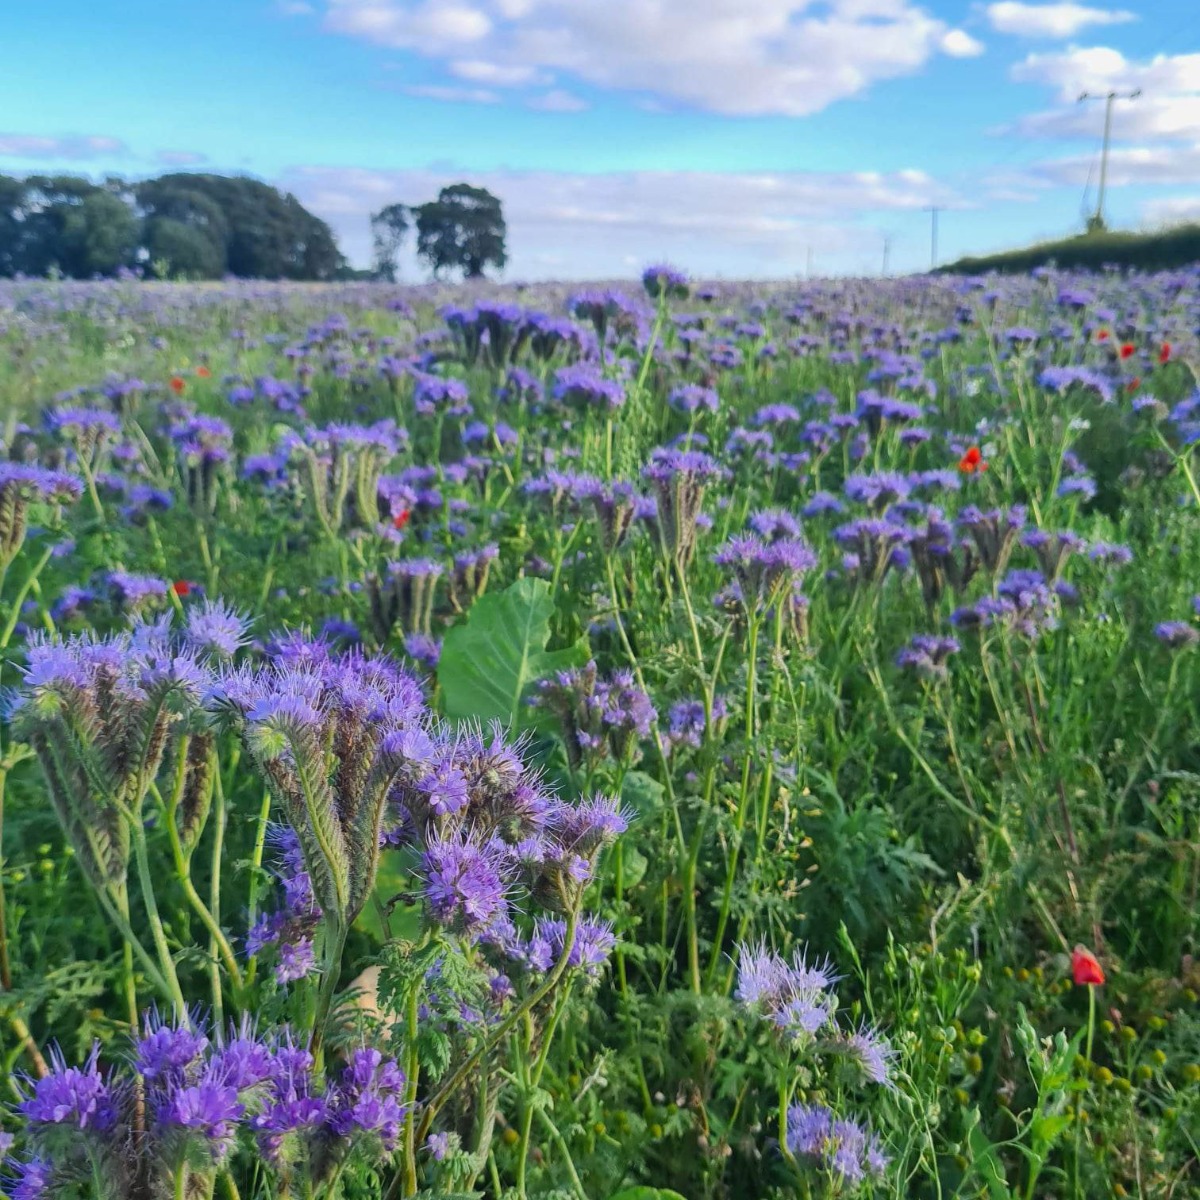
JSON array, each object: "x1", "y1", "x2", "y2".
[{"x1": 2, "y1": 0, "x2": 1197, "y2": 277}]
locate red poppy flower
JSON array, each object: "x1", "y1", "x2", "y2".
[
  {"x1": 392, "y1": 508, "x2": 411, "y2": 530},
  {"x1": 1071, "y1": 945, "x2": 1105, "y2": 986},
  {"x1": 1119, "y1": 343, "x2": 1136, "y2": 360},
  {"x1": 1159, "y1": 343, "x2": 1171, "y2": 364},
  {"x1": 1096, "y1": 329, "x2": 1110, "y2": 342},
  {"x1": 172, "y1": 580, "x2": 191, "y2": 597},
  {"x1": 196, "y1": 366, "x2": 212, "y2": 378},
  {"x1": 1127, "y1": 378, "x2": 1141, "y2": 394},
  {"x1": 169, "y1": 376, "x2": 186, "y2": 394},
  {"x1": 958, "y1": 446, "x2": 986, "y2": 474}
]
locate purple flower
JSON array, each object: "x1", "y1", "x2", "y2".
[
  {"x1": 8, "y1": 1157, "x2": 54, "y2": 1200},
  {"x1": 552, "y1": 364, "x2": 626, "y2": 411},
  {"x1": 642, "y1": 263, "x2": 689, "y2": 299},
  {"x1": 185, "y1": 599, "x2": 251, "y2": 660},
  {"x1": 157, "y1": 1074, "x2": 245, "y2": 1161},
  {"x1": 838, "y1": 1024, "x2": 896, "y2": 1087},
  {"x1": 326, "y1": 1048, "x2": 407, "y2": 1151},
  {"x1": 669, "y1": 384, "x2": 719, "y2": 415},
  {"x1": 134, "y1": 1012, "x2": 209, "y2": 1081},
  {"x1": 422, "y1": 835, "x2": 509, "y2": 934},
  {"x1": 896, "y1": 634, "x2": 960, "y2": 678},
  {"x1": 1155, "y1": 621, "x2": 1199, "y2": 650},
  {"x1": 19, "y1": 1045, "x2": 117, "y2": 1132}
]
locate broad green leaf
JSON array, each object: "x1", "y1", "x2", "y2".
[
  {"x1": 607, "y1": 1190, "x2": 689, "y2": 1200},
  {"x1": 622, "y1": 770, "x2": 665, "y2": 818},
  {"x1": 437, "y1": 577, "x2": 588, "y2": 726},
  {"x1": 356, "y1": 851, "x2": 422, "y2": 944},
  {"x1": 620, "y1": 845, "x2": 649, "y2": 890},
  {"x1": 967, "y1": 1121, "x2": 1009, "y2": 1200}
]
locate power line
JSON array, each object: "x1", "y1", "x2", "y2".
[{"x1": 1077, "y1": 89, "x2": 1141, "y2": 232}]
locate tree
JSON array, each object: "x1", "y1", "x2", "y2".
[
  {"x1": 0, "y1": 175, "x2": 26, "y2": 276},
  {"x1": 136, "y1": 174, "x2": 344, "y2": 280},
  {"x1": 370, "y1": 202, "x2": 410, "y2": 281},
  {"x1": 0, "y1": 171, "x2": 346, "y2": 280},
  {"x1": 63, "y1": 191, "x2": 140, "y2": 276},
  {"x1": 414, "y1": 184, "x2": 506, "y2": 279}
]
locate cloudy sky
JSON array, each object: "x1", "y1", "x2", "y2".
[{"x1": 2, "y1": 0, "x2": 1197, "y2": 277}]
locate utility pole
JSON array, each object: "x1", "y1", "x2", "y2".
[
  {"x1": 1078, "y1": 89, "x2": 1141, "y2": 233},
  {"x1": 806, "y1": 245, "x2": 813, "y2": 279},
  {"x1": 881, "y1": 234, "x2": 891, "y2": 277},
  {"x1": 925, "y1": 206, "x2": 940, "y2": 271}
]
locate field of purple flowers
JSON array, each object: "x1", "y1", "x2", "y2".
[{"x1": 0, "y1": 266, "x2": 1198, "y2": 1199}]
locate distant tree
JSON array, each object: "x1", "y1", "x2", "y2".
[
  {"x1": 0, "y1": 170, "x2": 346, "y2": 280},
  {"x1": 143, "y1": 218, "x2": 226, "y2": 279},
  {"x1": 370, "y1": 202, "x2": 410, "y2": 281},
  {"x1": 136, "y1": 174, "x2": 344, "y2": 280},
  {"x1": 62, "y1": 191, "x2": 140, "y2": 277},
  {"x1": 0, "y1": 175, "x2": 26, "y2": 276},
  {"x1": 414, "y1": 184, "x2": 506, "y2": 279}
]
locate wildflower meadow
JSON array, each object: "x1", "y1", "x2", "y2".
[{"x1": 0, "y1": 265, "x2": 1198, "y2": 1199}]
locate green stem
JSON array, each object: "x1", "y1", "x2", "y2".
[
  {"x1": 130, "y1": 818, "x2": 188, "y2": 1016},
  {"x1": 401, "y1": 982, "x2": 421, "y2": 1197},
  {"x1": 156, "y1": 767, "x2": 243, "y2": 989},
  {"x1": 534, "y1": 1107, "x2": 588, "y2": 1200},
  {"x1": 0, "y1": 545, "x2": 55, "y2": 651},
  {"x1": 309, "y1": 919, "x2": 349, "y2": 1069},
  {"x1": 209, "y1": 764, "x2": 231, "y2": 1024},
  {"x1": 417, "y1": 910, "x2": 578, "y2": 1143},
  {"x1": 705, "y1": 614, "x2": 762, "y2": 982},
  {"x1": 1072, "y1": 983, "x2": 1097, "y2": 1200},
  {"x1": 245, "y1": 789, "x2": 273, "y2": 989}
]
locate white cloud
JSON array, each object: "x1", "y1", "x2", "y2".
[
  {"x1": 525, "y1": 88, "x2": 588, "y2": 112},
  {"x1": 0, "y1": 134, "x2": 127, "y2": 160},
  {"x1": 449, "y1": 58, "x2": 545, "y2": 84},
  {"x1": 985, "y1": 2, "x2": 1135, "y2": 39},
  {"x1": 940, "y1": 29, "x2": 985, "y2": 57},
  {"x1": 1007, "y1": 47, "x2": 1200, "y2": 142},
  {"x1": 1012, "y1": 46, "x2": 1200, "y2": 105},
  {"x1": 1141, "y1": 195, "x2": 1200, "y2": 226},
  {"x1": 328, "y1": 1, "x2": 491, "y2": 49},
  {"x1": 280, "y1": 163, "x2": 958, "y2": 277},
  {"x1": 321, "y1": 0, "x2": 984, "y2": 116},
  {"x1": 1031, "y1": 143, "x2": 1200, "y2": 188},
  {"x1": 275, "y1": 0, "x2": 316, "y2": 15},
  {"x1": 404, "y1": 83, "x2": 501, "y2": 102}
]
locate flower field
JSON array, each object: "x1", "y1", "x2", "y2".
[{"x1": 0, "y1": 266, "x2": 1198, "y2": 1199}]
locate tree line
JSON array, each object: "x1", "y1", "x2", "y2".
[
  {"x1": 0, "y1": 173, "x2": 345, "y2": 280},
  {"x1": 0, "y1": 174, "x2": 509, "y2": 282}
]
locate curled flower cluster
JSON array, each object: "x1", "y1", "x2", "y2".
[
  {"x1": 533, "y1": 660, "x2": 657, "y2": 772},
  {"x1": 9, "y1": 1016, "x2": 406, "y2": 1196},
  {"x1": 737, "y1": 942, "x2": 893, "y2": 1185}
]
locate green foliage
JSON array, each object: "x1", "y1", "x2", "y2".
[
  {"x1": 942, "y1": 222, "x2": 1200, "y2": 275},
  {"x1": 414, "y1": 184, "x2": 507, "y2": 279},
  {"x1": 437, "y1": 577, "x2": 589, "y2": 725},
  {"x1": 0, "y1": 171, "x2": 344, "y2": 279},
  {"x1": 371, "y1": 201, "x2": 410, "y2": 281}
]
